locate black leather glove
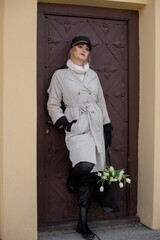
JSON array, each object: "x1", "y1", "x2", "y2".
[
  {"x1": 55, "y1": 116, "x2": 77, "y2": 132},
  {"x1": 103, "y1": 123, "x2": 113, "y2": 149},
  {"x1": 65, "y1": 120, "x2": 77, "y2": 132},
  {"x1": 105, "y1": 131, "x2": 112, "y2": 148}
]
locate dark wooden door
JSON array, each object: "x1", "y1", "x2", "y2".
[{"x1": 37, "y1": 3, "x2": 139, "y2": 228}]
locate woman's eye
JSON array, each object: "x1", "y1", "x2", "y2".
[{"x1": 78, "y1": 45, "x2": 89, "y2": 51}]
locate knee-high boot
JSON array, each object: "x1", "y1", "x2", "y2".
[
  {"x1": 67, "y1": 162, "x2": 95, "y2": 193},
  {"x1": 76, "y1": 207, "x2": 95, "y2": 240},
  {"x1": 66, "y1": 165, "x2": 79, "y2": 193}
]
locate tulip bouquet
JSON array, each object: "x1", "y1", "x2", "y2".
[{"x1": 96, "y1": 166, "x2": 131, "y2": 192}]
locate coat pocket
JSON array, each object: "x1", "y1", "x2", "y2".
[
  {"x1": 64, "y1": 108, "x2": 80, "y2": 133},
  {"x1": 95, "y1": 106, "x2": 103, "y2": 127}
]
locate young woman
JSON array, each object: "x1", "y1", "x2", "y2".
[{"x1": 47, "y1": 36, "x2": 113, "y2": 240}]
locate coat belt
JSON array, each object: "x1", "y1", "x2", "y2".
[
  {"x1": 66, "y1": 102, "x2": 103, "y2": 153},
  {"x1": 66, "y1": 102, "x2": 97, "y2": 112}
]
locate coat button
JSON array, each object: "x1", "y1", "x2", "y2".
[
  {"x1": 91, "y1": 111, "x2": 94, "y2": 114},
  {"x1": 77, "y1": 92, "x2": 80, "y2": 95},
  {"x1": 88, "y1": 91, "x2": 92, "y2": 95}
]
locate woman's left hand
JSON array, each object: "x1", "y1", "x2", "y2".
[{"x1": 105, "y1": 131, "x2": 112, "y2": 148}]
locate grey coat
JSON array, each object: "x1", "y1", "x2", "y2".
[{"x1": 47, "y1": 68, "x2": 111, "y2": 172}]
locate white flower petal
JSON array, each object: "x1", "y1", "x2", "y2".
[
  {"x1": 100, "y1": 186, "x2": 104, "y2": 192},
  {"x1": 119, "y1": 182, "x2": 123, "y2": 188},
  {"x1": 119, "y1": 176, "x2": 122, "y2": 181},
  {"x1": 126, "y1": 178, "x2": 131, "y2": 184},
  {"x1": 102, "y1": 176, "x2": 107, "y2": 179},
  {"x1": 109, "y1": 177, "x2": 114, "y2": 182},
  {"x1": 113, "y1": 178, "x2": 117, "y2": 182},
  {"x1": 110, "y1": 166, "x2": 114, "y2": 171},
  {"x1": 119, "y1": 170, "x2": 124, "y2": 176},
  {"x1": 98, "y1": 172, "x2": 102, "y2": 177},
  {"x1": 104, "y1": 172, "x2": 109, "y2": 176}
]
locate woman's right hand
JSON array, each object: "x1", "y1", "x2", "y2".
[{"x1": 65, "y1": 120, "x2": 77, "y2": 132}]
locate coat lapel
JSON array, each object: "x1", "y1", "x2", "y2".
[
  {"x1": 65, "y1": 68, "x2": 97, "y2": 91},
  {"x1": 83, "y1": 69, "x2": 97, "y2": 86}
]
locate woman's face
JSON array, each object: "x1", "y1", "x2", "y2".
[{"x1": 71, "y1": 44, "x2": 90, "y2": 65}]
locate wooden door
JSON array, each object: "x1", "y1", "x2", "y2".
[{"x1": 37, "y1": 3, "x2": 139, "y2": 228}]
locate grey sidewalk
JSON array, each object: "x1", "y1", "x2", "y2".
[{"x1": 38, "y1": 223, "x2": 160, "y2": 240}]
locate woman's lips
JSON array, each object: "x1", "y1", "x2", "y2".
[{"x1": 80, "y1": 53, "x2": 85, "y2": 56}]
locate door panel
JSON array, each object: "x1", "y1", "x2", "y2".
[{"x1": 37, "y1": 4, "x2": 139, "y2": 226}]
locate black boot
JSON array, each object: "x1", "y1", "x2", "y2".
[
  {"x1": 67, "y1": 162, "x2": 94, "y2": 194},
  {"x1": 76, "y1": 207, "x2": 95, "y2": 240},
  {"x1": 66, "y1": 166, "x2": 79, "y2": 193}
]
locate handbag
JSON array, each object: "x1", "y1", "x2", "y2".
[{"x1": 96, "y1": 147, "x2": 120, "y2": 213}]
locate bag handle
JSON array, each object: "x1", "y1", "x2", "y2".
[{"x1": 106, "y1": 147, "x2": 114, "y2": 167}]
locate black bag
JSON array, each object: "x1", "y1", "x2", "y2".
[{"x1": 96, "y1": 147, "x2": 120, "y2": 213}]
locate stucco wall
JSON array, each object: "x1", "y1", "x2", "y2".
[
  {"x1": 138, "y1": 0, "x2": 160, "y2": 229},
  {"x1": 0, "y1": 1, "x2": 4, "y2": 239},
  {"x1": 1, "y1": 0, "x2": 160, "y2": 239},
  {"x1": 153, "y1": 0, "x2": 160, "y2": 229},
  {"x1": 38, "y1": 0, "x2": 147, "y2": 10},
  {"x1": 138, "y1": 0, "x2": 155, "y2": 228},
  {"x1": 1, "y1": 0, "x2": 37, "y2": 239}
]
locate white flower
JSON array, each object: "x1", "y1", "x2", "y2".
[
  {"x1": 100, "y1": 186, "x2": 104, "y2": 192},
  {"x1": 104, "y1": 172, "x2": 109, "y2": 176},
  {"x1": 126, "y1": 178, "x2": 131, "y2": 184},
  {"x1": 98, "y1": 172, "x2": 102, "y2": 177},
  {"x1": 119, "y1": 170, "x2": 124, "y2": 176},
  {"x1": 113, "y1": 178, "x2": 117, "y2": 182},
  {"x1": 112, "y1": 171, "x2": 115, "y2": 177},
  {"x1": 110, "y1": 177, "x2": 113, "y2": 182},
  {"x1": 110, "y1": 166, "x2": 114, "y2": 171},
  {"x1": 119, "y1": 182, "x2": 123, "y2": 188},
  {"x1": 102, "y1": 176, "x2": 107, "y2": 180},
  {"x1": 118, "y1": 176, "x2": 122, "y2": 181}
]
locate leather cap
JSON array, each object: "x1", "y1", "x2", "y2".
[{"x1": 70, "y1": 36, "x2": 92, "y2": 51}]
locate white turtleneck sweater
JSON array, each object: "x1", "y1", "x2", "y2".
[{"x1": 66, "y1": 59, "x2": 89, "y2": 81}]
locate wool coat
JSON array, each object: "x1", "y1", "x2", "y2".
[{"x1": 47, "y1": 67, "x2": 111, "y2": 172}]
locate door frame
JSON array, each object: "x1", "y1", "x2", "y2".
[{"x1": 37, "y1": 3, "x2": 139, "y2": 230}]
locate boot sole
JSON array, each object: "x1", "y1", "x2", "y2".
[{"x1": 76, "y1": 229, "x2": 95, "y2": 240}]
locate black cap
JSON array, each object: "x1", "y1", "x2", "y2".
[{"x1": 70, "y1": 36, "x2": 92, "y2": 51}]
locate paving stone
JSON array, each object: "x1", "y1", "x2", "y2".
[{"x1": 38, "y1": 224, "x2": 160, "y2": 240}]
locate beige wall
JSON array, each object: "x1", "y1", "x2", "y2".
[
  {"x1": 1, "y1": 0, "x2": 37, "y2": 239},
  {"x1": 153, "y1": 0, "x2": 160, "y2": 229},
  {"x1": 138, "y1": 0, "x2": 160, "y2": 229},
  {"x1": 38, "y1": 0, "x2": 147, "y2": 10},
  {"x1": 1, "y1": 0, "x2": 160, "y2": 239},
  {"x1": 0, "y1": 1, "x2": 4, "y2": 239},
  {"x1": 138, "y1": 0, "x2": 155, "y2": 227}
]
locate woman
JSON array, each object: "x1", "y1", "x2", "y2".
[{"x1": 47, "y1": 36, "x2": 113, "y2": 240}]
